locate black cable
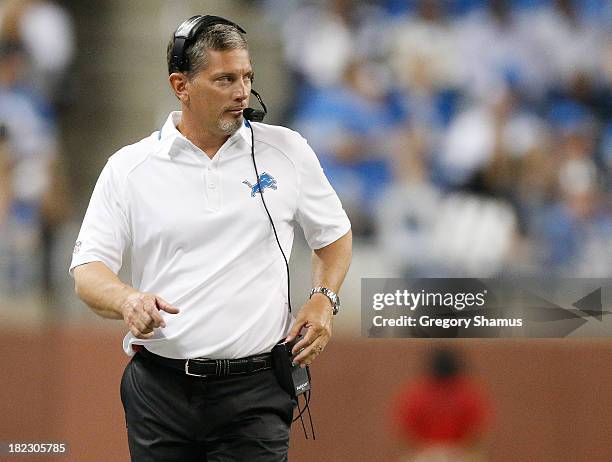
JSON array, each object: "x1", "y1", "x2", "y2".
[
  {"x1": 305, "y1": 393, "x2": 316, "y2": 440},
  {"x1": 292, "y1": 391, "x2": 315, "y2": 439},
  {"x1": 297, "y1": 398, "x2": 308, "y2": 439},
  {"x1": 248, "y1": 120, "x2": 316, "y2": 440},
  {"x1": 292, "y1": 389, "x2": 311, "y2": 422},
  {"x1": 247, "y1": 122, "x2": 292, "y2": 313}
]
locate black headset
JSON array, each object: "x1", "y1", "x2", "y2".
[{"x1": 169, "y1": 14, "x2": 267, "y2": 122}]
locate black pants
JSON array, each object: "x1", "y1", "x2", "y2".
[{"x1": 120, "y1": 352, "x2": 295, "y2": 461}]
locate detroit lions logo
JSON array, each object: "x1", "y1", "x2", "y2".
[{"x1": 242, "y1": 172, "x2": 277, "y2": 197}]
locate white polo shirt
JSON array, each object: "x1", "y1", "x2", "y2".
[{"x1": 70, "y1": 112, "x2": 351, "y2": 359}]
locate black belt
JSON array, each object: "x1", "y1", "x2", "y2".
[{"x1": 137, "y1": 346, "x2": 272, "y2": 378}]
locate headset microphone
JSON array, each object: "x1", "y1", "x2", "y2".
[
  {"x1": 244, "y1": 89, "x2": 267, "y2": 122},
  {"x1": 243, "y1": 108, "x2": 263, "y2": 122}
]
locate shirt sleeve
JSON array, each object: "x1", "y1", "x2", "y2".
[
  {"x1": 69, "y1": 159, "x2": 130, "y2": 276},
  {"x1": 295, "y1": 136, "x2": 351, "y2": 249}
]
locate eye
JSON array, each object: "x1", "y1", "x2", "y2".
[{"x1": 217, "y1": 75, "x2": 233, "y2": 83}]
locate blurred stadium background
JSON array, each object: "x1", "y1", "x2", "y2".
[{"x1": 0, "y1": 0, "x2": 611, "y2": 460}]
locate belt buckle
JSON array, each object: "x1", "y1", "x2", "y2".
[{"x1": 184, "y1": 358, "x2": 207, "y2": 377}]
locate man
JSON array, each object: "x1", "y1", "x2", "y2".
[{"x1": 70, "y1": 15, "x2": 352, "y2": 462}]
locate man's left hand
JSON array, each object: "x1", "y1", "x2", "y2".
[{"x1": 285, "y1": 294, "x2": 334, "y2": 367}]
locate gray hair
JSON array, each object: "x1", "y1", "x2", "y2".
[{"x1": 166, "y1": 23, "x2": 248, "y2": 77}]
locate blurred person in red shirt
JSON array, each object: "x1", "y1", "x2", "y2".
[{"x1": 391, "y1": 347, "x2": 492, "y2": 462}]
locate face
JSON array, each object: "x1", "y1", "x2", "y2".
[{"x1": 183, "y1": 48, "x2": 252, "y2": 137}]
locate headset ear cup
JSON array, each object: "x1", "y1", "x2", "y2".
[
  {"x1": 170, "y1": 37, "x2": 187, "y2": 74},
  {"x1": 169, "y1": 15, "x2": 247, "y2": 74}
]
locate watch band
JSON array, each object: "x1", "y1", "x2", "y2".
[{"x1": 309, "y1": 287, "x2": 340, "y2": 315}]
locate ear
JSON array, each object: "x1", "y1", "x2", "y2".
[{"x1": 168, "y1": 72, "x2": 189, "y2": 104}]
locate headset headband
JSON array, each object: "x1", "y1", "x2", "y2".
[{"x1": 169, "y1": 15, "x2": 246, "y2": 74}]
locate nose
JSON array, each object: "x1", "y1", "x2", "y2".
[{"x1": 234, "y1": 79, "x2": 249, "y2": 102}]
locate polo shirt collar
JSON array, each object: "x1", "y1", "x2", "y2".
[{"x1": 160, "y1": 111, "x2": 252, "y2": 159}]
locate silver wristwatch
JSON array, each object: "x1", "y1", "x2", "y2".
[{"x1": 309, "y1": 287, "x2": 340, "y2": 315}]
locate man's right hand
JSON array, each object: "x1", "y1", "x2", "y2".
[
  {"x1": 74, "y1": 262, "x2": 181, "y2": 331},
  {"x1": 121, "y1": 293, "x2": 180, "y2": 339}
]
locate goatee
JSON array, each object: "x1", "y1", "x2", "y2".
[{"x1": 219, "y1": 116, "x2": 242, "y2": 135}]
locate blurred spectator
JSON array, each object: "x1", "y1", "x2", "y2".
[
  {"x1": 535, "y1": 184, "x2": 612, "y2": 277},
  {"x1": 376, "y1": 128, "x2": 441, "y2": 275},
  {"x1": 534, "y1": 107, "x2": 612, "y2": 276},
  {"x1": 386, "y1": 0, "x2": 461, "y2": 166},
  {"x1": 438, "y1": 85, "x2": 545, "y2": 198},
  {"x1": 523, "y1": 0, "x2": 605, "y2": 92},
  {"x1": 529, "y1": 1, "x2": 612, "y2": 139},
  {"x1": 281, "y1": 0, "x2": 389, "y2": 113},
  {"x1": 390, "y1": 347, "x2": 492, "y2": 462},
  {"x1": 455, "y1": 0, "x2": 546, "y2": 101},
  {"x1": 283, "y1": 1, "x2": 351, "y2": 90},
  {"x1": 0, "y1": 39, "x2": 59, "y2": 294},
  {"x1": 387, "y1": 0, "x2": 460, "y2": 94},
  {"x1": 0, "y1": 0, "x2": 74, "y2": 296},
  {"x1": 376, "y1": 126, "x2": 519, "y2": 278},
  {"x1": 293, "y1": 59, "x2": 397, "y2": 236},
  {"x1": 0, "y1": 0, "x2": 75, "y2": 109}
]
